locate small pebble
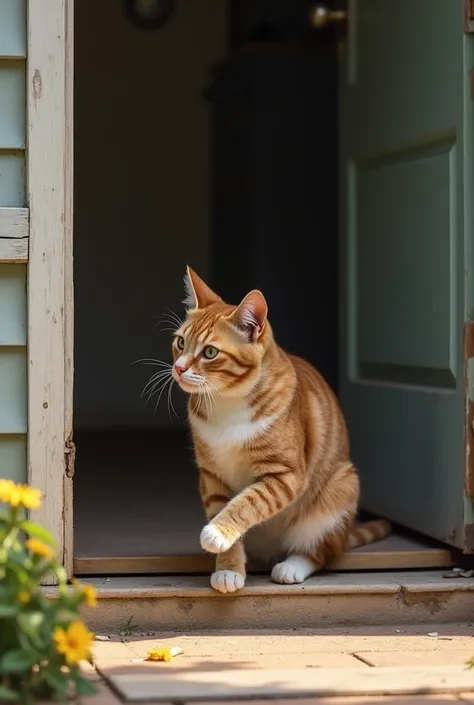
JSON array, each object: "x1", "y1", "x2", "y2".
[
  {"x1": 428, "y1": 632, "x2": 439, "y2": 637},
  {"x1": 443, "y1": 570, "x2": 462, "y2": 579},
  {"x1": 95, "y1": 635, "x2": 111, "y2": 641}
]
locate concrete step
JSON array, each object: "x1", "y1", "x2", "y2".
[{"x1": 50, "y1": 570, "x2": 474, "y2": 633}]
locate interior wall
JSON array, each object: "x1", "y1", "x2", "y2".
[
  {"x1": 212, "y1": 0, "x2": 339, "y2": 391},
  {"x1": 74, "y1": 0, "x2": 227, "y2": 428}
]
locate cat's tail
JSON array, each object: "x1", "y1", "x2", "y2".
[{"x1": 347, "y1": 518, "x2": 392, "y2": 549}]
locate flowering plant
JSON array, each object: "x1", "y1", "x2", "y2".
[{"x1": 0, "y1": 479, "x2": 97, "y2": 703}]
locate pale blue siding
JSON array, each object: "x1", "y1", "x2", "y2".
[
  {"x1": 0, "y1": 153, "x2": 26, "y2": 207},
  {"x1": 0, "y1": 0, "x2": 27, "y2": 484},
  {"x1": 0, "y1": 62, "x2": 26, "y2": 148},
  {"x1": 0, "y1": 1, "x2": 26, "y2": 58}
]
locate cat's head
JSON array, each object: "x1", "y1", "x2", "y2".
[{"x1": 171, "y1": 267, "x2": 269, "y2": 398}]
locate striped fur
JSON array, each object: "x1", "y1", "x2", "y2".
[{"x1": 172, "y1": 268, "x2": 392, "y2": 593}]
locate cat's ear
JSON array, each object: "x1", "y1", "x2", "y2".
[
  {"x1": 183, "y1": 266, "x2": 222, "y2": 310},
  {"x1": 227, "y1": 290, "x2": 268, "y2": 341}
]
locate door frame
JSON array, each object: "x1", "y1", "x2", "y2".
[
  {"x1": 27, "y1": 0, "x2": 74, "y2": 584},
  {"x1": 28, "y1": 0, "x2": 472, "y2": 577},
  {"x1": 463, "y1": 24, "x2": 474, "y2": 550}
]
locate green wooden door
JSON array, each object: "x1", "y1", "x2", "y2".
[{"x1": 339, "y1": 0, "x2": 474, "y2": 549}]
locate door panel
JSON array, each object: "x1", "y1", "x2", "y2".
[{"x1": 339, "y1": 0, "x2": 473, "y2": 547}]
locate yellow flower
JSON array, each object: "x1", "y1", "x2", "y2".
[
  {"x1": 0, "y1": 480, "x2": 42, "y2": 509},
  {"x1": 146, "y1": 648, "x2": 173, "y2": 662},
  {"x1": 18, "y1": 591, "x2": 30, "y2": 604},
  {"x1": 72, "y1": 579, "x2": 97, "y2": 608},
  {"x1": 25, "y1": 538, "x2": 54, "y2": 560},
  {"x1": 53, "y1": 621, "x2": 95, "y2": 665}
]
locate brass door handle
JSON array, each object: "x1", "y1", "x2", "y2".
[{"x1": 309, "y1": 4, "x2": 347, "y2": 29}]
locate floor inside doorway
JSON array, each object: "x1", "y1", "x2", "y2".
[{"x1": 73, "y1": 430, "x2": 453, "y2": 575}]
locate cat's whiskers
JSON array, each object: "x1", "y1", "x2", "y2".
[
  {"x1": 144, "y1": 378, "x2": 170, "y2": 406},
  {"x1": 139, "y1": 357, "x2": 173, "y2": 405},
  {"x1": 133, "y1": 358, "x2": 171, "y2": 367},
  {"x1": 156, "y1": 325, "x2": 180, "y2": 334},
  {"x1": 153, "y1": 374, "x2": 174, "y2": 413},
  {"x1": 163, "y1": 308, "x2": 183, "y2": 327},
  {"x1": 167, "y1": 378, "x2": 179, "y2": 419},
  {"x1": 201, "y1": 382, "x2": 214, "y2": 415},
  {"x1": 140, "y1": 361, "x2": 173, "y2": 394},
  {"x1": 142, "y1": 369, "x2": 171, "y2": 399},
  {"x1": 153, "y1": 308, "x2": 183, "y2": 334}
]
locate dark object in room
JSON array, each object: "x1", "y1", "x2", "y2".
[{"x1": 123, "y1": 0, "x2": 175, "y2": 30}]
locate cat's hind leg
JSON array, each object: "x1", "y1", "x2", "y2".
[
  {"x1": 271, "y1": 554, "x2": 318, "y2": 584},
  {"x1": 272, "y1": 461, "x2": 359, "y2": 585},
  {"x1": 271, "y1": 510, "x2": 353, "y2": 585}
]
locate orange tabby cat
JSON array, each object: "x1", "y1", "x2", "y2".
[{"x1": 171, "y1": 267, "x2": 391, "y2": 593}]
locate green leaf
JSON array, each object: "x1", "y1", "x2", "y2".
[
  {"x1": 74, "y1": 676, "x2": 97, "y2": 696},
  {"x1": 0, "y1": 604, "x2": 19, "y2": 618},
  {"x1": 16, "y1": 631, "x2": 38, "y2": 657},
  {"x1": 17, "y1": 612, "x2": 46, "y2": 651},
  {"x1": 19, "y1": 522, "x2": 55, "y2": 547},
  {"x1": 0, "y1": 684, "x2": 20, "y2": 701},
  {"x1": 17, "y1": 611, "x2": 44, "y2": 632},
  {"x1": 42, "y1": 667, "x2": 69, "y2": 696},
  {"x1": 18, "y1": 687, "x2": 34, "y2": 705},
  {"x1": 0, "y1": 649, "x2": 37, "y2": 674}
]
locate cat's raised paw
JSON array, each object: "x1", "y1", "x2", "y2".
[
  {"x1": 200, "y1": 524, "x2": 233, "y2": 553},
  {"x1": 211, "y1": 570, "x2": 245, "y2": 594},
  {"x1": 271, "y1": 555, "x2": 317, "y2": 584}
]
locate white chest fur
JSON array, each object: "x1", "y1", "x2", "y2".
[{"x1": 190, "y1": 398, "x2": 276, "y2": 493}]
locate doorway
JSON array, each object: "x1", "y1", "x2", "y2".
[{"x1": 72, "y1": 0, "x2": 459, "y2": 575}]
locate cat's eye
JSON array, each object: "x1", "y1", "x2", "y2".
[
  {"x1": 176, "y1": 336, "x2": 185, "y2": 351},
  {"x1": 203, "y1": 345, "x2": 219, "y2": 360}
]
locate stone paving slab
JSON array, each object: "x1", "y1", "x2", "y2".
[
  {"x1": 103, "y1": 665, "x2": 474, "y2": 701},
  {"x1": 78, "y1": 681, "x2": 122, "y2": 705},
  {"x1": 79, "y1": 686, "x2": 466, "y2": 705},
  {"x1": 356, "y1": 651, "x2": 473, "y2": 668},
  {"x1": 85, "y1": 625, "x2": 474, "y2": 704},
  {"x1": 95, "y1": 625, "x2": 474, "y2": 660},
  {"x1": 94, "y1": 652, "x2": 366, "y2": 674},
  {"x1": 199, "y1": 699, "x2": 462, "y2": 705}
]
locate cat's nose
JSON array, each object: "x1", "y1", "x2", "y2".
[{"x1": 175, "y1": 361, "x2": 188, "y2": 376}]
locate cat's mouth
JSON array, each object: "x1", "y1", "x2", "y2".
[
  {"x1": 176, "y1": 379, "x2": 198, "y2": 393},
  {"x1": 173, "y1": 369, "x2": 205, "y2": 393}
]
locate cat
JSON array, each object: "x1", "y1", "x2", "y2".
[{"x1": 171, "y1": 266, "x2": 392, "y2": 593}]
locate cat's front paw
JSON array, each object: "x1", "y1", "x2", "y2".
[
  {"x1": 200, "y1": 524, "x2": 233, "y2": 553},
  {"x1": 211, "y1": 570, "x2": 245, "y2": 594}
]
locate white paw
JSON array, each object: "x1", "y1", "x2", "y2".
[
  {"x1": 211, "y1": 570, "x2": 245, "y2": 594},
  {"x1": 200, "y1": 524, "x2": 233, "y2": 554},
  {"x1": 271, "y1": 555, "x2": 317, "y2": 584}
]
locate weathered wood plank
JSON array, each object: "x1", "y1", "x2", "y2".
[
  {"x1": 0, "y1": 237, "x2": 27, "y2": 262},
  {"x1": 27, "y1": 0, "x2": 67, "y2": 585},
  {"x1": 0, "y1": 207, "x2": 28, "y2": 239},
  {"x1": 63, "y1": 0, "x2": 74, "y2": 578},
  {"x1": 73, "y1": 544, "x2": 453, "y2": 576}
]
